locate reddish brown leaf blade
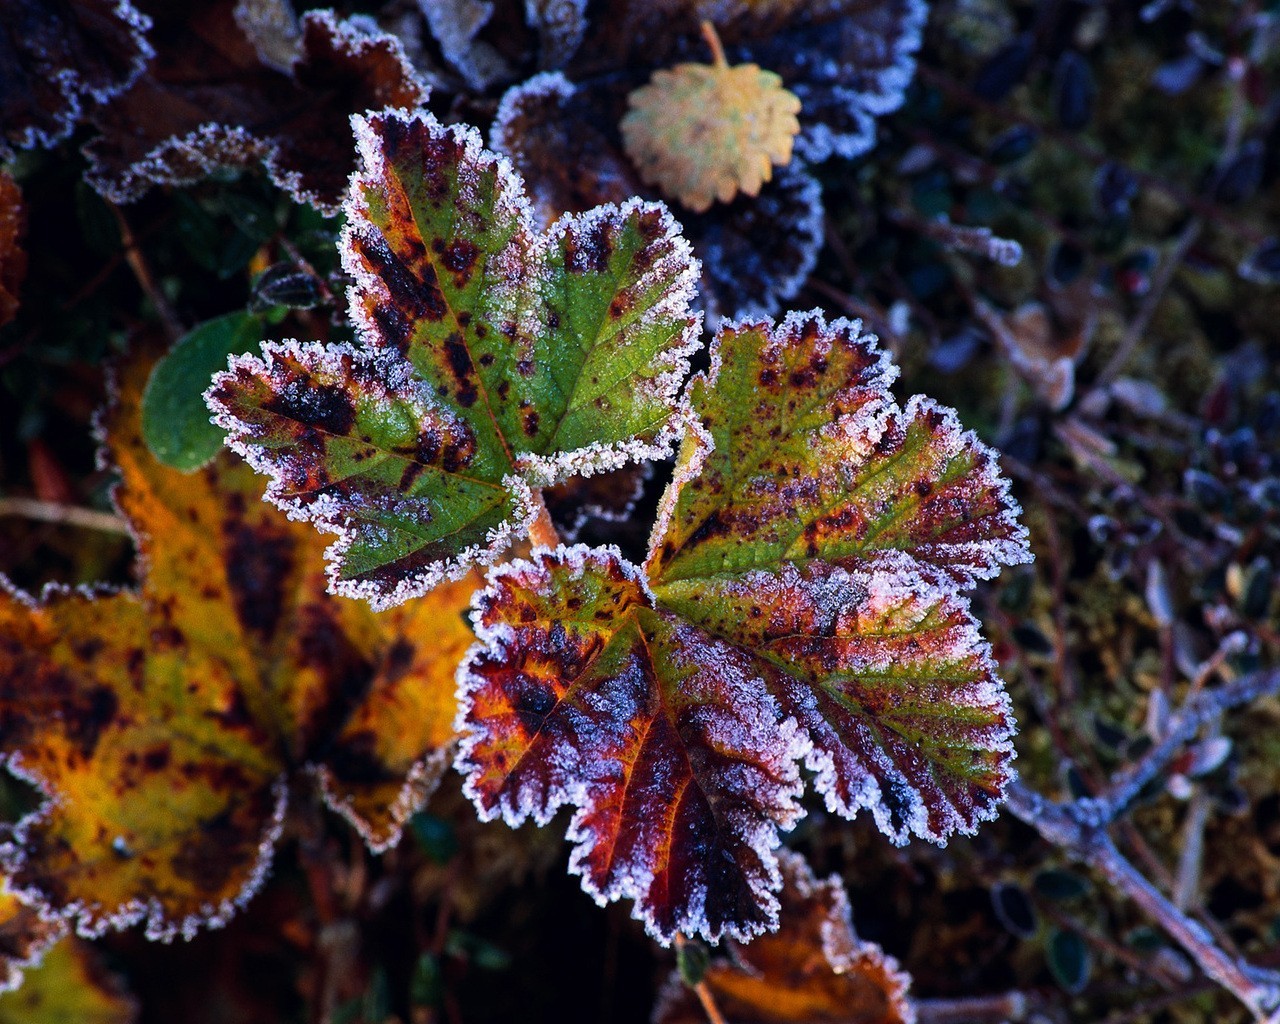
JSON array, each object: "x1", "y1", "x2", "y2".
[
  {"x1": 457, "y1": 546, "x2": 806, "y2": 944},
  {"x1": 82, "y1": 5, "x2": 427, "y2": 212},
  {"x1": 657, "y1": 558, "x2": 1015, "y2": 844},
  {"x1": 654, "y1": 850, "x2": 914, "y2": 1024},
  {"x1": 0, "y1": 0, "x2": 151, "y2": 158}
]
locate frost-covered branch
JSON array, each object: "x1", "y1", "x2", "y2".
[{"x1": 1005, "y1": 667, "x2": 1280, "y2": 1020}]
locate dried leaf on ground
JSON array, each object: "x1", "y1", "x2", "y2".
[
  {"x1": 621, "y1": 39, "x2": 801, "y2": 212},
  {"x1": 654, "y1": 850, "x2": 914, "y2": 1024},
  {"x1": 0, "y1": 347, "x2": 472, "y2": 940},
  {"x1": 208, "y1": 109, "x2": 700, "y2": 609},
  {"x1": 456, "y1": 312, "x2": 1030, "y2": 942},
  {"x1": 0, "y1": 0, "x2": 152, "y2": 159},
  {"x1": 83, "y1": 3, "x2": 428, "y2": 213}
]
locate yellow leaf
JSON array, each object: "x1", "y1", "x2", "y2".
[
  {"x1": 0, "y1": 345, "x2": 474, "y2": 939},
  {"x1": 0, "y1": 935, "x2": 135, "y2": 1024},
  {"x1": 621, "y1": 22, "x2": 801, "y2": 212}
]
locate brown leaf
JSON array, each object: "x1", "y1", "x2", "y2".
[
  {"x1": 654, "y1": 850, "x2": 914, "y2": 1024},
  {"x1": 0, "y1": 0, "x2": 152, "y2": 159},
  {"x1": 83, "y1": 2, "x2": 428, "y2": 213},
  {"x1": 0, "y1": 174, "x2": 24, "y2": 329}
]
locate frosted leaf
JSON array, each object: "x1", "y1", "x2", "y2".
[
  {"x1": 647, "y1": 311, "x2": 1032, "y2": 590},
  {"x1": 0, "y1": 0, "x2": 152, "y2": 160},
  {"x1": 492, "y1": 72, "x2": 822, "y2": 320},
  {"x1": 684, "y1": 162, "x2": 823, "y2": 322},
  {"x1": 457, "y1": 312, "x2": 1027, "y2": 937},
  {"x1": 456, "y1": 546, "x2": 806, "y2": 945},
  {"x1": 653, "y1": 849, "x2": 916, "y2": 1024},
  {"x1": 0, "y1": 348, "x2": 467, "y2": 940},
  {"x1": 82, "y1": 8, "x2": 429, "y2": 214},
  {"x1": 580, "y1": 0, "x2": 929, "y2": 163},
  {"x1": 0, "y1": 886, "x2": 65, "y2": 994},
  {"x1": 210, "y1": 108, "x2": 700, "y2": 609}
]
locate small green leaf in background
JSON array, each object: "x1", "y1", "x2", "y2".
[
  {"x1": 1047, "y1": 927, "x2": 1091, "y2": 993},
  {"x1": 1033, "y1": 868, "x2": 1090, "y2": 902},
  {"x1": 141, "y1": 311, "x2": 265, "y2": 471},
  {"x1": 677, "y1": 938, "x2": 709, "y2": 987}
]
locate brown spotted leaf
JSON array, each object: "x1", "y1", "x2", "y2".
[
  {"x1": 620, "y1": 39, "x2": 801, "y2": 213},
  {"x1": 0, "y1": 0, "x2": 152, "y2": 159},
  {"x1": 82, "y1": 3, "x2": 428, "y2": 213},
  {"x1": 457, "y1": 546, "x2": 806, "y2": 944},
  {"x1": 654, "y1": 850, "x2": 914, "y2": 1024},
  {"x1": 208, "y1": 109, "x2": 700, "y2": 609},
  {"x1": 456, "y1": 312, "x2": 1028, "y2": 940},
  {"x1": 0, "y1": 348, "x2": 472, "y2": 939}
]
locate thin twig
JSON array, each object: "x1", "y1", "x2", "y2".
[
  {"x1": 1004, "y1": 682, "x2": 1280, "y2": 1020},
  {"x1": 915, "y1": 990, "x2": 1029, "y2": 1023},
  {"x1": 1092, "y1": 669, "x2": 1280, "y2": 823},
  {"x1": 109, "y1": 202, "x2": 184, "y2": 343},
  {"x1": 0, "y1": 496, "x2": 130, "y2": 535}
]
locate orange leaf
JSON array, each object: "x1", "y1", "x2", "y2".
[{"x1": 654, "y1": 851, "x2": 914, "y2": 1024}]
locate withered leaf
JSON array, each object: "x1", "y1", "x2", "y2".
[
  {"x1": 0, "y1": 348, "x2": 472, "y2": 940},
  {"x1": 208, "y1": 109, "x2": 699, "y2": 609},
  {"x1": 0, "y1": 886, "x2": 63, "y2": 994},
  {"x1": 620, "y1": 35, "x2": 801, "y2": 212},
  {"x1": 83, "y1": 3, "x2": 428, "y2": 213},
  {"x1": 457, "y1": 312, "x2": 1030, "y2": 943},
  {"x1": 653, "y1": 850, "x2": 914, "y2": 1024},
  {"x1": 0, "y1": 0, "x2": 152, "y2": 159}
]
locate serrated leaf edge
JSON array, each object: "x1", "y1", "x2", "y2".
[
  {"x1": 454, "y1": 543, "x2": 810, "y2": 946},
  {"x1": 343, "y1": 106, "x2": 704, "y2": 485},
  {"x1": 83, "y1": 10, "x2": 430, "y2": 214},
  {"x1": 0, "y1": 747, "x2": 288, "y2": 943}
]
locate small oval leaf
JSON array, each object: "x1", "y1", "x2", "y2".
[
  {"x1": 1047, "y1": 928, "x2": 1091, "y2": 993},
  {"x1": 142, "y1": 311, "x2": 266, "y2": 472}
]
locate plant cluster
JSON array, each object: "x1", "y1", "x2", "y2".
[{"x1": 1, "y1": 1, "x2": 1279, "y2": 1023}]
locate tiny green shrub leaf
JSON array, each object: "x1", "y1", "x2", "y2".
[
  {"x1": 208, "y1": 109, "x2": 700, "y2": 610},
  {"x1": 142, "y1": 311, "x2": 266, "y2": 471}
]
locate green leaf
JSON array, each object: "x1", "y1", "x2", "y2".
[
  {"x1": 142, "y1": 312, "x2": 265, "y2": 471},
  {"x1": 456, "y1": 313, "x2": 1032, "y2": 942},
  {"x1": 1047, "y1": 928, "x2": 1091, "y2": 993},
  {"x1": 208, "y1": 109, "x2": 699, "y2": 609}
]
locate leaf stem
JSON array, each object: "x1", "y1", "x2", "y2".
[
  {"x1": 527, "y1": 491, "x2": 562, "y2": 549},
  {"x1": 674, "y1": 934, "x2": 728, "y2": 1024},
  {"x1": 699, "y1": 20, "x2": 728, "y2": 69}
]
